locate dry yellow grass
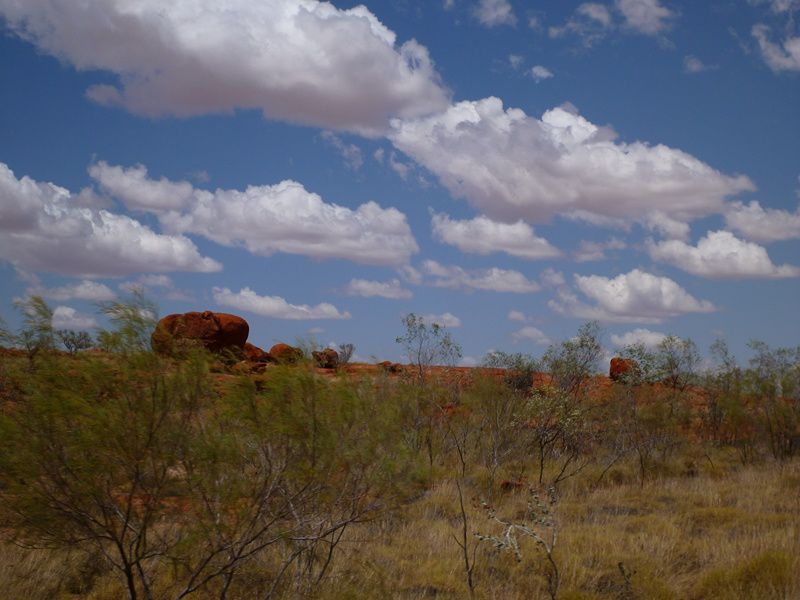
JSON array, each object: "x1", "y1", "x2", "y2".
[{"x1": 1, "y1": 457, "x2": 798, "y2": 599}]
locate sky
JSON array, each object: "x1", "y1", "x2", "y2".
[{"x1": 0, "y1": 0, "x2": 798, "y2": 366}]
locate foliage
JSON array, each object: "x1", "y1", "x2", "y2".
[
  {"x1": 0, "y1": 302, "x2": 798, "y2": 599},
  {"x1": 337, "y1": 342, "x2": 355, "y2": 365},
  {"x1": 395, "y1": 313, "x2": 462, "y2": 383},
  {"x1": 56, "y1": 329, "x2": 93, "y2": 354},
  {"x1": 477, "y1": 486, "x2": 560, "y2": 600},
  {"x1": 95, "y1": 287, "x2": 158, "y2": 353},
  {"x1": 540, "y1": 321, "x2": 602, "y2": 398},
  {"x1": 12, "y1": 295, "x2": 55, "y2": 362}
]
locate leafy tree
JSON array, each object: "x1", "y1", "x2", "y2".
[
  {"x1": 396, "y1": 313, "x2": 462, "y2": 383},
  {"x1": 13, "y1": 295, "x2": 55, "y2": 363},
  {"x1": 540, "y1": 321, "x2": 602, "y2": 399},
  {"x1": 746, "y1": 340, "x2": 800, "y2": 461}
]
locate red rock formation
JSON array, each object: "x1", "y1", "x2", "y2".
[
  {"x1": 269, "y1": 343, "x2": 304, "y2": 364},
  {"x1": 378, "y1": 360, "x2": 403, "y2": 373},
  {"x1": 312, "y1": 348, "x2": 339, "y2": 369},
  {"x1": 152, "y1": 311, "x2": 248, "y2": 354},
  {"x1": 609, "y1": 357, "x2": 637, "y2": 382},
  {"x1": 243, "y1": 342, "x2": 273, "y2": 363}
]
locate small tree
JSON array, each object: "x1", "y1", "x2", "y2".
[
  {"x1": 337, "y1": 343, "x2": 355, "y2": 365},
  {"x1": 96, "y1": 287, "x2": 158, "y2": 353},
  {"x1": 395, "y1": 314, "x2": 462, "y2": 464},
  {"x1": 540, "y1": 321, "x2": 602, "y2": 399},
  {"x1": 477, "y1": 486, "x2": 560, "y2": 600},
  {"x1": 13, "y1": 295, "x2": 55, "y2": 364},
  {"x1": 396, "y1": 313, "x2": 462, "y2": 383},
  {"x1": 57, "y1": 329, "x2": 93, "y2": 354}
]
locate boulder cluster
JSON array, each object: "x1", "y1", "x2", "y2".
[{"x1": 151, "y1": 311, "x2": 337, "y2": 368}]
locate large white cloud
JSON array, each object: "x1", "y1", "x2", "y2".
[
  {"x1": 390, "y1": 98, "x2": 753, "y2": 227},
  {"x1": 0, "y1": 162, "x2": 221, "y2": 277},
  {"x1": 91, "y1": 162, "x2": 419, "y2": 267},
  {"x1": 647, "y1": 230, "x2": 800, "y2": 279},
  {"x1": 725, "y1": 200, "x2": 800, "y2": 242},
  {"x1": 549, "y1": 268, "x2": 716, "y2": 323},
  {"x1": 422, "y1": 260, "x2": 540, "y2": 293},
  {"x1": 0, "y1": 0, "x2": 449, "y2": 135},
  {"x1": 431, "y1": 213, "x2": 561, "y2": 260},
  {"x1": 212, "y1": 287, "x2": 350, "y2": 320}
]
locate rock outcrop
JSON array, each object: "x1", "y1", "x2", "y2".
[
  {"x1": 312, "y1": 348, "x2": 339, "y2": 369},
  {"x1": 378, "y1": 360, "x2": 403, "y2": 374},
  {"x1": 244, "y1": 342, "x2": 273, "y2": 363},
  {"x1": 609, "y1": 357, "x2": 638, "y2": 382},
  {"x1": 152, "y1": 311, "x2": 249, "y2": 354},
  {"x1": 269, "y1": 343, "x2": 304, "y2": 364}
]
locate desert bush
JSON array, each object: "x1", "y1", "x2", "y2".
[{"x1": 56, "y1": 329, "x2": 93, "y2": 354}]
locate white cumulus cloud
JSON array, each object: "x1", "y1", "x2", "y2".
[
  {"x1": 0, "y1": 0, "x2": 449, "y2": 136},
  {"x1": 610, "y1": 328, "x2": 667, "y2": 347},
  {"x1": 422, "y1": 260, "x2": 540, "y2": 293},
  {"x1": 725, "y1": 200, "x2": 800, "y2": 242},
  {"x1": 212, "y1": 287, "x2": 351, "y2": 321},
  {"x1": 390, "y1": 98, "x2": 752, "y2": 229},
  {"x1": 91, "y1": 162, "x2": 419, "y2": 267},
  {"x1": 647, "y1": 230, "x2": 800, "y2": 279},
  {"x1": 431, "y1": 213, "x2": 561, "y2": 260},
  {"x1": 0, "y1": 162, "x2": 221, "y2": 277},
  {"x1": 51, "y1": 306, "x2": 98, "y2": 330},
  {"x1": 344, "y1": 278, "x2": 413, "y2": 299},
  {"x1": 549, "y1": 268, "x2": 716, "y2": 323}
]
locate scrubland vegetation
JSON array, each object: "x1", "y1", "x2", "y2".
[{"x1": 0, "y1": 296, "x2": 798, "y2": 599}]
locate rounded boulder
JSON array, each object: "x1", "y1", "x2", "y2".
[{"x1": 152, "y1": 311, "x2": 249, "y2": 354}]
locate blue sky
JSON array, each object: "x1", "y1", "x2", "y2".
[{"x1": 0, "y1": 0, "x2": 798, "y2": 365}]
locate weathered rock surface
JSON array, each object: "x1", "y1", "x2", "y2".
[
  {"x1": 378, "y1": 360, "x2": 403, "y2": 374},
  {"x1": 312, "y1": 348, "x2": 339, "y2": 369},
  {"x1": 152, "y1": 311, "x2": 249, "y2": 354},
  {"x1": 609, "y1": 357, "x2": 638, "y2": 382},
  {"x1": 244, "y1": 342, "x2": 273, "y2": 363},
  {"x1": 269, "y1": 343, "x2": 304, "y2": 364}
]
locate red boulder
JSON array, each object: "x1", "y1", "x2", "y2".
[
  {"x1": 152, "y1": 311, "x2": 249, "y2": 354},
  {"x1": 269, "y1": 343, "x2": 304, "y2": 364},
  {"x1": 609, "y1": 357, "x2": 638, "y2": 382},
  {"x1": 244, "y1": 342, "x2": 273, "y2": 363},
  {"x1": 312, "y1": 348, "x2": 339, "y2": 369}
]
